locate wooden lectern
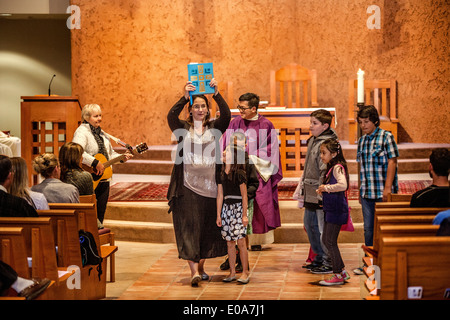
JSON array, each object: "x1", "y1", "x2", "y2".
[{"x1": 21, "y1": 96, "x2": 81, "y2": 185}]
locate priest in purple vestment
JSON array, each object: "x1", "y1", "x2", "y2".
[{"x1": 222, "y1": 93, "x2": 282, "y2": 247}]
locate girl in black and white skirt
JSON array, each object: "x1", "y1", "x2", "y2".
[{"x1": 216, "y1": 144, "x2": 250, "y2": 284}]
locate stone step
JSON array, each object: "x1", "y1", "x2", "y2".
[
  {"x1": 103, "y1": 200, "x2": 364, "y2": 243},
  {"x1": 105, "y1": 201, "x2": 364, "y2": 224},
  {"x1": 114, "y1": 157, "x2": 429, "y2": 175},
  {"x1": 104, "y1": 220, "x2": 176, "y2": 243},
  {"x1": 103, "y1": 219, "x2": 364, "y2": 244},
  {"x1": 113, "y1": 143, "x2": 443, "y2": 176}
]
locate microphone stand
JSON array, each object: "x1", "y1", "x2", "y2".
[{"x1": 48, "y1": 74, "x2": 56, "y2": 96}]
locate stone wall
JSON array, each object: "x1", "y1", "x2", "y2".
[{"x1": 71, "y1": 0, "x2": 449, "y2": 145}]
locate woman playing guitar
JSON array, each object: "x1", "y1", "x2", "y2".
[{"x1": 72, "y1": 103, "x2": 133, "y2": 228}]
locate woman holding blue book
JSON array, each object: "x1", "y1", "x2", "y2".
[{"x1": 167, "y1": 77, "x2": 231, "y2": 286}]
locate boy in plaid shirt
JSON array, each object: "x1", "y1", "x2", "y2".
[{"x1": 357, "y1": 105, "x2": 399, "y2": 246}]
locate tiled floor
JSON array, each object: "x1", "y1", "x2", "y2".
[
  {"x1": 114, "y1": 242, "x2": 366, "y2": 300},
  {"x1": 105, "y1": 174, "x2": 375, "y2": 300}
]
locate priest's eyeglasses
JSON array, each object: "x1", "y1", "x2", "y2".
[{"x1": 237, "y1": 105, "x2": 252, "y2": 111}]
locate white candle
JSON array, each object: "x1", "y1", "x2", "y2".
[{"x1": 357, "y1": 68, "x2": 365, "y2": 104}]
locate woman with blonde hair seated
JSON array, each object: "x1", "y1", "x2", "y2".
[{"x1": 31, "y1": 153, "x2": 79, "y2": 203}]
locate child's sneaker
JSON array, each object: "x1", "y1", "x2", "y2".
[
  {"x1": 319, "y1": 273, "x2": 345, "y2": 286},
  {"x1": 310, "y1": 265, "x2": 333, "y2": 274},
  {"x1": 341, "y1": 270, "x2": 351, "y2": 281}
]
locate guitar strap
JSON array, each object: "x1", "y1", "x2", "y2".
[{"x1": 101, "y1": 131, "x2": 131, "y2": 150}]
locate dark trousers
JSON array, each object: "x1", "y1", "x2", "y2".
[
  {"x1": 95, "y1": 181, "x2": 110, "y2": 223},
  {"x1": 322, "y1": 221, "x2": 345, "y2": 273},
  {"x1": 0, "y1": 261, "x2": 18, "y2": 296}
]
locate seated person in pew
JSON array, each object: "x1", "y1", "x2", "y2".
[
  {"x1": 436, "y1": 216, "x2": 450, "y2": 236},
  {"x1": 0, "y1": 155, "x2": 38, "y2": 217},
  {"x1": 31, "y1": 153, "x2": 80, "y2": 203},
  {"x1": 9, "y1": 157, "x2": 49, "y2": 210},
  {"x1": 410, "y1": 148, "x2": 449, "y2": 208},
  {"x1": 0, "y1": 260, "x2": 50, "y2": 300},
  {"x1": 59, "y1": 142, "x2": 94, "y2": 196},
  {"x1": 433, "y1": 209, "x2": 450, "y2": 236}
]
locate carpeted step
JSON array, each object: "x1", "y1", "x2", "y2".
[
  {"x1": 105, "y1": 200, "x2": 363, "y2": 224},
  {"x1": 103, "y1": 220, "x2": 176, "y2": 243},
  {"x1": 103, "y1": 220, "x2": 364, "y2": 244},
  {"x1": 103, "y1": 200, "x2": 364, "y2": 243}
]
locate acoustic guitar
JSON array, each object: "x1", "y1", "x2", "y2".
[{"x1": 83, "y1": 142, "x2": 148, "y2": 190}]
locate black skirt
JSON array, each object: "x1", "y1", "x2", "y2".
[{"x1": 171, "y1": 185, "x2": 227, "y2": 262}]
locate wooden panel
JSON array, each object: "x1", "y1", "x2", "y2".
[
  {"x1": 379, "y1": 237, "x2": 450, "y2": 300},
  {"x1": 21, "y1": 96, "x2": 81, "y2": 186}
]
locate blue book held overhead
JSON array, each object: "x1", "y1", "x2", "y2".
[{"x1": 187, "y1": 62, "x2": 214, "y2": 104}]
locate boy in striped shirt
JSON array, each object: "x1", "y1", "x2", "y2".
[{"x1": 357, "y1": 105, "x2": 399, "y2": 247}]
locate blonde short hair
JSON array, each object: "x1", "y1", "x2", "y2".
[{"x1": 81, "y1": 104, "x2": 102, "y2": 122}]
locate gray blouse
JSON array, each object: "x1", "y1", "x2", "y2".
[{"x1": 31, "y1": 178, "x2": 80, "y2": 203}]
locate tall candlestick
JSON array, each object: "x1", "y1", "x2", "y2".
[{"x1": 357, "y1": 68, "x2": 365, "y2": 104}]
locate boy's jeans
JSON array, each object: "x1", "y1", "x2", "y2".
[
  {"x1": 360, "y1": 197, "x2": 382, "y2": 246},
  {"x1": 304, "y1": 208, "x2": 330, "y2": 267}
]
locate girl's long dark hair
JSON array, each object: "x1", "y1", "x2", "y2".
[
  {"x1": 321, "y1": 138, "x2": 349, "y2": 190},
  {"x1": 221, "y1": 145, "x2": 246, "y2": 184}
]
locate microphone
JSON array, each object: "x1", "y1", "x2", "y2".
[{"x1": 48, "y1": 74, "x2": 56, "y2": 96}]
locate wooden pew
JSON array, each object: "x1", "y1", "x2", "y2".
[
  {"x1": 387, "y1": 193, "x2": 412, "y2": 202},
  {"x1": 0, "y1": 227, "x2": 56, "y2": 300},
  {"x1": 36, "y1": 209, "x2": 81, "y2": 268},
  {"x1": 37, "y1": 209, "x2": 98, "y2": 299},
  {"x1": 378, "y1": 236, "x2": 450, "y2": 300},
  {"x1": 365, "y1": 207, "x2": 448, "y2": 258},
  {"x1": 0, "y1": 227, "x2": 46, "y2": 300},
  {"x1": 79, "y1": 194, "x2": 116, "y2": 282},
  {"x1": 0, "y1": 217, "x2": 74, "y2": 299},
  {"x1": 49, "y1": 201, "x2": 117, "y2": 281},
  {"x1": 361, "y1": 206, "x2": 446, "y2": 299},
  {"x1": 47, "y1": 201, "x2": 117, "y2": 298},
  {"x1": 0, "y1": 227, "x2": 30, "y2": 279},
  {"x1": 364, "y1": 223, "x2": 443, "y2": 300},
  {"x1": 372, "y1": 214, "x2": 437, "y2": 259},
  {"x1": 375, "y1": 201, "x2": 410, "y2": 209},
  {"x1": 369, "y1": 223, "x2": 439, "y2": 264}
]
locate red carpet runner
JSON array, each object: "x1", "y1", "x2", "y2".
[{"x1": 109, "y1": 180, "x2": 431, "y2": 202}]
